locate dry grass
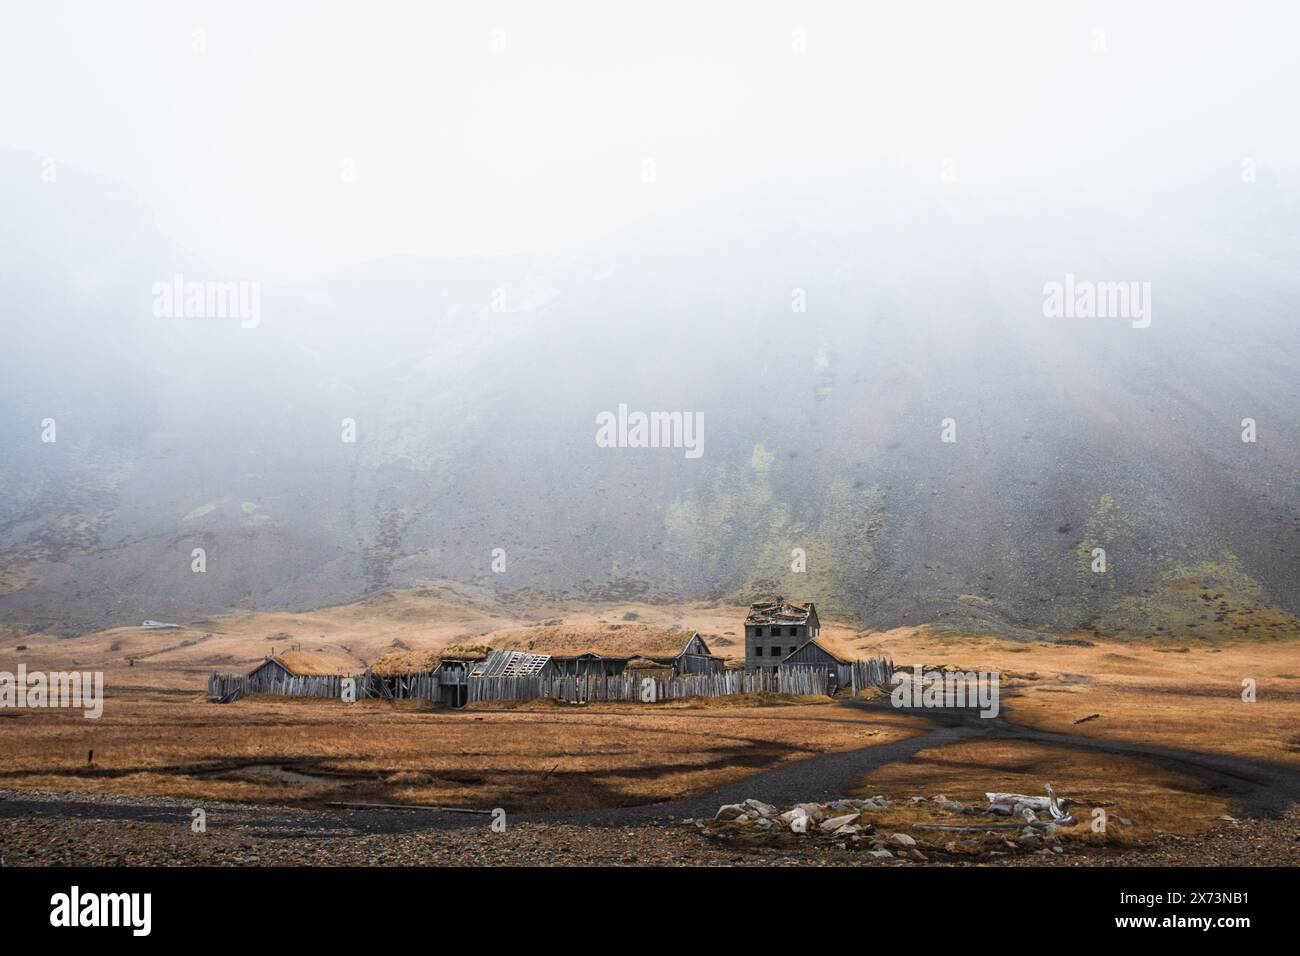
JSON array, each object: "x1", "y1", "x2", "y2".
[
  {"x1": 4, "y1": 591, "x2": 1297, "y2": 821},
  {"x1": 851, "y1": 627, "x2": 1300, "y2": 768},
  {"x1": 0, "y1": 689, "x2": 924, "y2": 811}
]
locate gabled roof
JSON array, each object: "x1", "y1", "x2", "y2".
[
  {"x1": 488, "y1": 624, "x2": 711, "y2": 660},
  {"x1": 252, "y1": 648, "x2": 358, "y2": 677},
  {"x1": 746, "y1": 598, "x2": 816, "y2": 626},
  {"x1": 781, "y1": 636, "x2": 852, "y2": 665}
]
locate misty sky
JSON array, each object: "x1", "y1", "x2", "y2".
[{"x1": 3, "y1": 1, "x2": 1299, "y2": 281}]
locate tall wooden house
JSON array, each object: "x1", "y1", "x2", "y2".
[{"x1": 744, "y1": 598, "x2": 821, "y2": 670}]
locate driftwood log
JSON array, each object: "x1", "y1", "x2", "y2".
[
  {"x1": 325, "y1": 801, "x2": 493, "y2": 814},
  {"x1": 913, "y1": 817, "x2": 1076, "y2": 832}
]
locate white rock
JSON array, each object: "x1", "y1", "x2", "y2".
[
  {"x1": 744, "y1": 798, "x2": 779, "y2": 819},
  {"x1": 867, "y1": 848, "x2": 894, "y2": 859},
  {"x1": 794, "y1": 802, "x2": 826, "y2": 823},
  {"x1": 820, "y1": 812, "x2": 861, "y2": 832},
  {"x1": 781, "y1": 808, "x2": 809, "y2": 832},
  {"x1": 887, "y1": 832, "x2": 917, "y2": 848},
  {"x1": 714, "y1": 803, "x2": 746, "y2": 821}
]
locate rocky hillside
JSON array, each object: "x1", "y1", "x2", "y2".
[{"x1": 2, "y1": 147, "x2": 1298, "y2": 636}]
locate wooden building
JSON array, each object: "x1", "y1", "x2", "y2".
[
  {"x1": 652, "y1": 632, "x2": 724, "y2": 674},
  {"x1": 247, "y1": 648, "x2": 360, "y2": 682},
  {"x1": 248, "y1": 656, "x2": 296, "y2": 682},
  {"x1": 744, "y1": 598, "x2": 821, "y2": 670},
  {"x1": 544, "y1": 630, "x2": 723, "y2": 677},
  {"x1": 371, "y1": 646, "x2": 489, "y2": 707},
  {"x1": 781, "y1": 637, "x2": 853, "y2": 691}
]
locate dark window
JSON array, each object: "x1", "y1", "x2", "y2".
[
  {"x1": 754, "y1": 627, "x2": 764, "y2": 638},
  {"x1": 789, "y1": 647, "x2": 797, "y2": 656},
  {"x1": 788, "y1": 626, "x2": 798, "y2": 636},
  {"x1": 755, "y1": 646, "x2": 763, "y2": 656}
]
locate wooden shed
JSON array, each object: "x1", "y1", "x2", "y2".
[
  {"x1": 648, "y1": 632, "x2": 725, "y2": 675},
  {"x1": 781, "y1": 637, "x2": 854, "y2": 692},
  {"x1": 247, "y1": 648, "x2": 359, "y2": 681}
]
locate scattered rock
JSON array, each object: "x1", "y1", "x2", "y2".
[{"x1": 820, "y1": 812, "x2": 861, "y2": 832}]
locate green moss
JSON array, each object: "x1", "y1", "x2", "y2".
[{"x1": 1092, "y1": 552, "x2": 1300, "y2": 641}]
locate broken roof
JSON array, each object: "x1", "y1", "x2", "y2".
[
  {"x1": 746, "y1": 598, "x2": 816, "y2": 626},
  {"x1": 471, "y1": 649, "x2": 552, "y2": 678}
]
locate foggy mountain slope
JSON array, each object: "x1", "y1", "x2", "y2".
[{"x1": 1, "y1": 151, "x2": 1297, "y2": 635}]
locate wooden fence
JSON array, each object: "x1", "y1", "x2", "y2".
[
  {"x1": 208, "y1": 672, "x2": 356, "y2": 702},
  {"x1": 467, "y1": 665, "x2": 827, "y2": 703},
  {"x1": 209, "y1": 657, "x2": 895, "y2": 706},
  {"x1": 848, "y1": 657, "x2": 895, "y2": 695}
]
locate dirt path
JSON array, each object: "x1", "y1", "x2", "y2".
[{"x1": 536, "y1": 702, "x2": 1300, "y2": 825}]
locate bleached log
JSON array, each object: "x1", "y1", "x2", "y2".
[{"x1": 986, "y1": 793, "x2": 1054, "y2": 811}]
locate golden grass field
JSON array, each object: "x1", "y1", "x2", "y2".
[
  {"x1": 3, "y1": 587, "x2": 1298, "y2": 830},
  {"x1": 0, "y1": 692, "x2": 923, "y2": 810},
  {"x1": 850, "y1": 627, "x2": 1300, "y2": 768}
]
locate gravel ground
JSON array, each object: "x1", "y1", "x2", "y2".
[{"x1": 2, "y1": 791, "x2": 1297, "y2": 867}]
